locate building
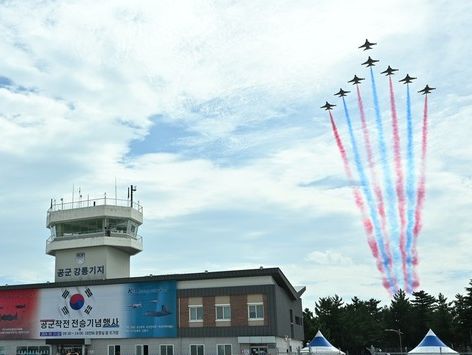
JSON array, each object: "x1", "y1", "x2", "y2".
[{"x1": 0, "y1": 193, "x2": 305, "y2": 355}]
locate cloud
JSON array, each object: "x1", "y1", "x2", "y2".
[
  {"x1": 306, "y1": 250, "x2": 353, "y2": 266},
  {"x1": 0, "y1": 0, "x2": 469, "y2": 305}
]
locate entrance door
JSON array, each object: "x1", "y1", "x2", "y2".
[
  {"x1": 56, "y1": 345, "x2": 82, "y2": 355},
  {"x1": 250, "y1": 346, "x2": 268, "y2": 355}
]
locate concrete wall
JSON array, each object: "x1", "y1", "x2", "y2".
[
  {"x1": 54, "y1": 245, "x2": 130, "y2": 282},
  {"x1": 274, "y1": 284, "x2": 304, "y2": 342}
]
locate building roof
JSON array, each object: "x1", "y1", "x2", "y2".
[{"x1": 0, "y1": 267, "x2": 301, "y2": 300}]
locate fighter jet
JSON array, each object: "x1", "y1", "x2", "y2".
[
  {"x1": 320, "y1": 101, "x2": 336, "y2": 111},
  {"x1": 0, "y1": 313, "x2": 18, "y2": 321},
  {"x1": 144, "y1": 305, "x2": 172, "y2": 317},
  {"x1": 348, "y1": 75, "x2": 365, "y2": 85},
  {"x1": 380, "y1": 65, "x2": 398, "y2": 76},
  {"x1": 399, "y1": 74, "x2": 417, "y2": 84},
  {"x1": 418, "y1": 85, "x2": 436, "y2": 95},
  {"x1": 361, "y1": 56, "x2": 379, "y2": 67},
  {"x1": 334, "y1": 88, "x2": 350, "y2": 97},
  {"x1": 128, "y1": 303, "x2": 143, "y2": 309},
  {"x1": 359, "y1": 39, "x2": 377, "y2": 51}
]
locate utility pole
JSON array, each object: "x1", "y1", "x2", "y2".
[{"x1": 385, "y1": 329, "x2": 403, "y2": 354}]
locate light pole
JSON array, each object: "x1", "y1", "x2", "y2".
[{"x1": 385, "y1": 329, "x2": 403, "y2": 354}]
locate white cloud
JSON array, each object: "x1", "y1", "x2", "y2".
[
  {"x1": 0, "y1": 0, "x2": 470, "y2": 305},
  {"x1": 306, "y1": 250, "x2": 353, "y2": 266}
]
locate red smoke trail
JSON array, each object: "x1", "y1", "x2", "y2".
[
  {"x1": 329, "y1": 111, "x2": 391, "y2": 293},
  {"x1": 388, "y1": 77, "x2": 408, "y2": 290},
  {"x1": 356, "y1": 85, "x2": 396, "y2": 289},
  {"x1": 412, "y1": 95, "x2": 429, "y2": 289}
]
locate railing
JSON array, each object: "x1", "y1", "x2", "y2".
[
  {"x1": 48, "y1": 197, "x2": 143, "y2": 213},
  {"x1": 46, "y1": 232, "x2": 143, "y2": 245}
]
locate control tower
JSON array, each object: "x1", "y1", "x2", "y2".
[{"x1": 46, "y1": 187, "x2": 143, "y2": 282}]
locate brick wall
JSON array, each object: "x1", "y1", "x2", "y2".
[
  {"x1": 230, "y1": 294, "x2": 248, "y2": 326},
  {"x1": 179, "y1": 293, "x2": 270, "y2": 329},
  {"x1": 179, "y1": 297, "x2": 189, "y2": 328},
  {"x1": 203, "y1": 296, "x2": 215, "y2": 327},
  {"x1": 263, "y1": 294, "x2": 269, "y2": 326}
]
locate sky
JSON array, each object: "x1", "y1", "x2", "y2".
[{"x1": 0, "y1": 0, "x2": 470, "y2": 306}]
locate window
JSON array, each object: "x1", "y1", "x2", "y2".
[
  {"x1": 190, "y1": 345, "x2": 204, "y2": 355},
  {"x1": 108, "y1": 218, "x2": 129, "y2": 233},
  {"x1": 160, "y1": 345, "x2": 174, "y2": 355},
  {"x1": 108, "y1": 345, "x2": 120, "y2": 355},
  {"x1": 248, "y1": 303, "x2": 264, "y2": 320},
  {"x1": 130, "y1": 222, "x2": 137, "y2": 236},
  {"x1": 189, "y1": 305, "x2": 203, "y2": 321},
  {"x1": 55, "y1": 218, "x2": 103, "y2": 237},
  {"x1": 216, "y1": 304, "x2": 231, "y2": 321},
  {"x1": 217, "y1": 344, "x2": 232, "y2": 355},
  {"x1": 136, "y1": 345, "x2": 148, "y2": 355}
]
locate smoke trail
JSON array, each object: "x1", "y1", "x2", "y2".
[
  {"x1": 369, "y1": 67, "x2": 401, "y2": 287},
  {"x1": 328, "y1": 111, "x2": 391, "y2": 293},
  {"x1": 356, "y1": 85, "x2": 395, "y2": 288},
  {"x1": 341, "y1": 98, "x2": 395, "y2": 292},
  {"x1": 404, "y1": 84, "x2": 417, "y2": 293},
  {"x1": 388, "y1": 76, "x2": 407, "y2": 290},
  {"x1": 411, "y1": 94, "x2": 429, "y2": 289}
]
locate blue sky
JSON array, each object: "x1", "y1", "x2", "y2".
[{"x1": 0, "y1": 0, "x2": 470, "y2": 305}]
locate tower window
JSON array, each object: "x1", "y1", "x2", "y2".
[{"x1": 55, "y1": 218, "x2": 103, "y2": 237}]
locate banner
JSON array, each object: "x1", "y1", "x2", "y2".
[{"x1": 0, "y1": 281, "x2": 176, "y2": 339}]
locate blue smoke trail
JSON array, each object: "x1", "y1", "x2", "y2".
[
  {"x1": 369, "y1": 67, "x2": 400, "y2": 289},
  {"x1": 405, "y1": 85, "x2": 416, "y2": 292},
  {"x1": 342, "y1": 97, "x2": 395, "y2": 292}
]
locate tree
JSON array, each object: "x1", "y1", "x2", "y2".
[
  {"x1": 410, "y1": 290, "x2": 437, "y2": 344},
  {"x1": 431, "y1": 293, "x2": 454, "y2": 346},
  {"x1": 343, "y1": 297, "x2": 384, "y2": 355},
  {"x1": 303, "y1": 307, "x2": 319, "y2": 345},
  {"x1": 453, "y1": 280, "x2": 472, "y2": 350},
  {"x1": 314, "y1": 295, "x2": 345, "y2": 350},
  {"x1": 301, "y1": 279, "x2": 472, "y2": 354},
  {"x1": 384, "y1": 289, "x2": 414, "y2": 351}
]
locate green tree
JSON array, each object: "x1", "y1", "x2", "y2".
[
  {"x1": 431, "y1": 293, "x2": 454, "y2": 345},
  {"x1": 384, "y1": 289, "x2": 414, "y2": 351},
  {"x1": 410, "y1": 290, "x2": 437, "y2": 344},
  {"x1": 343, "y1": 297, "x2": 384, "y2": 355},
  {"x1": 453, "y1": 280, "x2": 472, "y2": 350},
  {"x1": 303, "y1": 307, "x2": 319, "y2": 345},
  {"x1": 314, "y1": 295, "x2": 345, "y2": 350}
]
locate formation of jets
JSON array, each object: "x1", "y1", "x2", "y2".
[{"x1": 321, "y1": 39, "x2": 434, "y2": 110}]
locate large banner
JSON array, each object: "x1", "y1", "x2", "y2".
[{"x1": 0, "y1": 281, "x2": 176, "y2": 339}]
